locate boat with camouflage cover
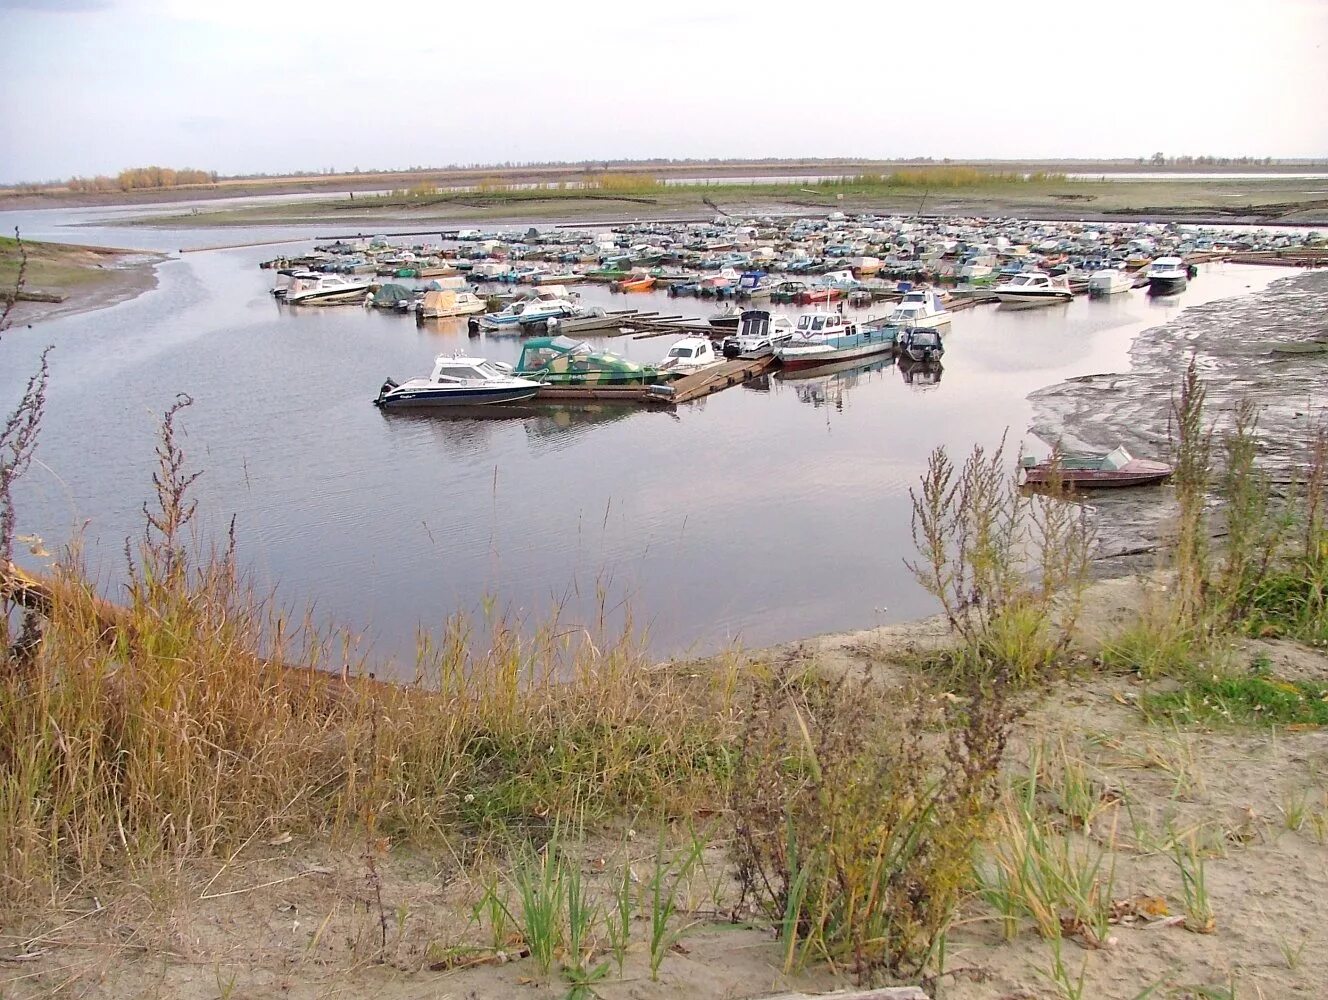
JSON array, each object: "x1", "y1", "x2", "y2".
[{"x1": 514, "y1": 335, "x2": 671, "y2": 386}]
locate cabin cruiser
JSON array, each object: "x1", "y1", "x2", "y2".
[
  {"x1": 775, "y1": 311, "x2": 868, "y2": 370},
  {"x1": 1088, "y1": 268, "x2": 1133, "y2": 297},
  {"x1": 1145, "y1": 256, "x2": 1189, "y2": 296},
  {"x1": 993, "y1": 270, "x2": 1074, "y2": 305},
  {"x1": 283, "y1": 273, "x2": 373, "y2": 305},
  {"x1": 884, "y1": 289, "x2": 951, "y2": 329},
  {"x1": 478, "y1": 296, "x2": 578, "y2": 331},
  {"x1": 659, "y1": 336, "x2": 722, "y2": 375},
  {"x1": 374, "y1": 355, "x2": 541, "y2": 408},
  {"x1": 721, "y1": 309, "x2": 795, "y2": 358}
]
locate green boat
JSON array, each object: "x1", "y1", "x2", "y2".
[{"x1": 515, "y1": 336, "x2": 671, "y2": 386}]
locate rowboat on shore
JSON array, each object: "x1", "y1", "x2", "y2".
[{"x1": 1020, "y1": 447, "x2": 1172, "y2": 489}]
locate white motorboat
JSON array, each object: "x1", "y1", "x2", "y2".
[
  {"x1": 284, "y1": 273, "x2": 373, "y2": 305},
  {"x1": 992, "y1": 271, "x2": 1074, "y2": 305},
  {"x1": 374, "y1": 354, "x2": 541, "y2": 408},
  {"x1": 775, "y1": 311, "x2": 861, "y2": 368},
  {"x1": 478, "y1": 296, "x2": 578, "y2": 331},
  {"x1": 418, "y1": 290, "x2": 487, "y2": 319},
  {"x1": 721, "y1": 309, "x2": 794, "y2": 358},
  {"x1": 1088, "y1": 268, "x2": 1133, "y2": 297},
  {"x1": 884, "y1": 289, "x2": 952, "y2": 329},
  {"x1": 659, "y1": 335, "x2": 722, "y2": 375},
  {"x1": 1145, "y1": 256, "x2": 1189, "y2": 296}
]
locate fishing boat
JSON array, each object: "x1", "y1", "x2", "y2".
[
  {"x1": 777, "y1": 313, "x2": 897, "y2": 371},
  {"x1": 721, "y1": 309, "x2": 795, "y2": 358},
  {"x1": 418, "y1": 290, "x2": 487, "y2": 319},
  {"x1": 1145, "y1": 256, "x2": 1189, "y2": 296},
  {"x1": 374, "y1": 355, "x2": 541, "y2": 408},
  {"x1": 898, "y1": 327, "x2": 945, "y2": 363},
  {"x1": 1019, "y1": 447, "x2": 1173, "y2": 489},
  {"x1": 284, "y1": 273, "x2": 373, "y2": 305},
  {"x1": 992, "y1": 270, "x2": 1074, "y2": 305},
  {"x1": 1087, "y1": 268, "x2": 1133, "y2": 297},
  {"x1": 515, "y1": 335, "x2": 668, "y2": 386},
  {"x1": 659, "y1": 336, "x2": 722, "y2": 375},
  {"x1": 883, "y1": 288, "x2": 951, "y2": 329}
]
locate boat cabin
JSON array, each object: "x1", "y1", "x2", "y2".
[
  {"x1": 794, "y1": 312, "x2": 857, "y2": 338},
  {"x1": 427, "y1": 356, "x2": 512, "y2": 384}
]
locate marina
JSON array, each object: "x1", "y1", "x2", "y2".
[{"x1": 0, "y1": 199, "x2": 1311, "y2": 664}]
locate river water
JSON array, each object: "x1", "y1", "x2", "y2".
[{"x1": 0, "y1": 206, "x2": 1300, "y2": 669}]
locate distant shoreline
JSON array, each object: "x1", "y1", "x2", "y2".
[{"x1": 4, "y1": 157, "x2": 1326, "y2": 210}]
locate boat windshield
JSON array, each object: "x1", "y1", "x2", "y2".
[
  {"x1": 668, "y1": 346, "x2": 695, "y2": 358},
  {"x1": 434, "y1": 364, "x2": 483, "y2": 382}
]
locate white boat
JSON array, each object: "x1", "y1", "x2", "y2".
[
  {"x1": 884, "y1": 289, "x2": 951, "y2": 329},
  {"x1": 1145, "y1": 256, "x2": 1189, "y2": 296},
  {"x1": 418, "y1": 290, "x2": 487, "y2": 319},
  {"x1": 478, "y1": 296, "x2": 578, "y2": 331},
  {"x1": 658, "y1": 335, "x2": 722, "y2": 375},
  {"x1": 721, "y1": 309, "x2": 795, "y2": 358},
  {"x1": 468, "y1": 261, "x2": 512, "y2": 280},
  {"x1": 283, "y1": 273, "x2": 373, "y2": 305},
  {"x1": 374, "y1": 354, "x2": 541, "y2": 408},
  {"x1": 775, "y1": 311, "x2": 861, "y2": 368},
  {"x1": 992, "y1": 271, "x2": 1074, "y2": 305},
  {"x1": 958, "y1": 253, "x2": 996, "y2": 281},
  {"x1": 1087, "y1": 268, "x2": 1133, "y2": 297}
]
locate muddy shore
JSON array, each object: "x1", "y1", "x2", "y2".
[
  {"x1": 1031, "y1": 268, "x2": 1328, "y2": 566},
  {"x1": 1, "y1": 241, "x2": 166, "y2": 327}
]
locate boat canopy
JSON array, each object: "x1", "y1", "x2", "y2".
[
  {"x1": 371, "y1": 283, "x2": 413, "y2": 306},
  {"x1": 516, "y1": 336, "x2": 646, "y2": 376}
]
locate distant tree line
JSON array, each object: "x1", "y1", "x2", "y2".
[
  {"x1": 1142, "y1": 153, "x2": 1278, "y2": 166},
  {"x1": 62, "y1": 167, "x2": 218, "y2": 193}
]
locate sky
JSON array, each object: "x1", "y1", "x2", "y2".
[{"x1": 1, "y1": 0, "x2": 1326, "y2": 183}]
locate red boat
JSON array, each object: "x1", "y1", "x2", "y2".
[
  {"x1": 797, "y1": 286, "x2": 843, "y2": 305},
  {"x1": 1020, "y1": 447, "x2": 1172, "y2": 489}
]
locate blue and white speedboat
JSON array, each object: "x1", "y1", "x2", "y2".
[
  {"x1": 477, "y1": 296, "x2": 578, "y2": 331},
  {"x1": 374, "y1": 354, "x2": 542, "y2": 408}
]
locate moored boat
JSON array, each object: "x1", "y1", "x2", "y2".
[
  {"x1": 884, "y1": 288, "x2": 951, "y2": 328},
  {"x1": 374, "y1": 355, "x2": 541, "y2": 408},
  {"x1": 776, "y1": 312, "x2": 897, "y2": 371},
  {"x1": 721, "y1": 309, "x2": 795, "y2": 359},
  {"x1": 418, "y1": 290, "x2": 487, "y2": 319},
  {"x1": 1019, "y1": 446, "x2": 1172, "y2": 489},
  {"x1": 1145, "y1": 256, "x2": 1189, "y2": 296},
  {"x1": 659, "y1": 335, "x2": 722, "y2": 375},
  {"x1": 284, "y1": 273, "x2": 373, "y2": 305},
  {"x1": 992, "y1": 270, "x2": 1074, "y2": 305},
  {"x1": 515, "y1": 335, "x2": 668, "y2": 386},
  {"x1": 1087, "y1": 268, "x2": 1133, "y2": 297}
]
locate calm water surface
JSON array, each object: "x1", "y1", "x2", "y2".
[{"x1": 0, "y1": 207, "x2": 1295, "y2": 668}]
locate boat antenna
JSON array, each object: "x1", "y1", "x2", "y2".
[{"x1": 917, "y1": 187, "x2": 929, "y2": 218}]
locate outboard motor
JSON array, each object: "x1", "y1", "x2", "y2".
[
  {"x1": 467, "y1": 316, "x2": 481, "y2": 337},
  {"x1": 374, "y1": 378, "x2": 399, "y2": 407}
]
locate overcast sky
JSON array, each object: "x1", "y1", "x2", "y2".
[{"x1": 1, "y1": 0, "x2": 1325, "y2": 183}]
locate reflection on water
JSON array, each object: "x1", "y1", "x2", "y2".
[{"x1": 0, "y1": 208, "x2": 1302, "y2": 668}]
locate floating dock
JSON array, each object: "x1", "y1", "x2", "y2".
[{"x1": 530, "y1": 355, "x2": 777, "y2": 407}]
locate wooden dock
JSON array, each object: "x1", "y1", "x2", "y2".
[{"x1": 529, "y1": 355, "x2": 777, "y2": 407}]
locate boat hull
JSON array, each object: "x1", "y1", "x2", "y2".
[
  {"x1": 778, "y1": 337, "x2": 895, "y2": 371},
  {"x1": 1022, "y1": 469, "x2": 1171, "y2": 489},
  {"x1": 377, "y1": 385, "x2": 539, "y2": 408},
  {"x1": 994, "y1": 290, "x2": 1073, "y2": 305},
  {"x1": 1147, "y1": 276, "x2": 1187, "y2": 296}
]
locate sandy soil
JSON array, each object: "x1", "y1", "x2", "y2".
[{"x1": 3, "y1": 585, "x2": 1324, "y2": 1000}]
